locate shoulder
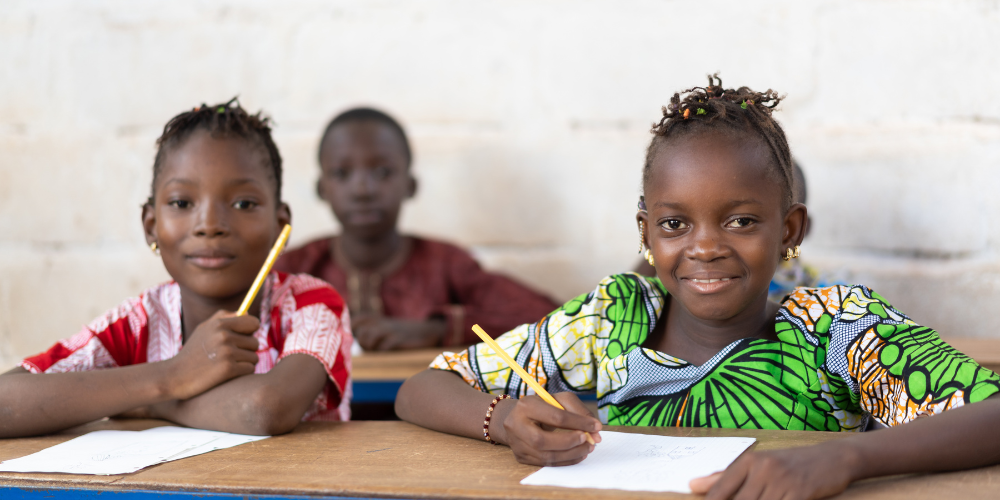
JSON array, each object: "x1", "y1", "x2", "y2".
[
  {"x1": 594, "y1": 272, "x2": 666, "y2": 297},
  {"x1": 269, "y1": 272, "x2": 346, "y2": 317},
  {"x1": 275, "y1": 237, "x2": 333, "y2": 273},
  {"x1": 409, "y1": 236, "x2": 475, "y2": 260},
  {"x1": 560, "y1": 273, "x2": 665, "y2": 316},
  {"x1": 779, "y1": 284, "x2": 909, "y2": 333},
  {"x1": 90, "y1": 281, "x2": 179, "y2": 333}
]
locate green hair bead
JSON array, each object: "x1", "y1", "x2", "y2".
[
  {"x1": 696, "y1": 108, "x2": 706, "y2": 115},
  {"x1": 741, "y1": 101, "x2": 748, "y2": 110}
]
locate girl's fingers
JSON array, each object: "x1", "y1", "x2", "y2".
[
  {"x1": 517, "y1": 419, "x2": 595, "y2": 451},
  {"x1": 219, "y1": 314, "x2": 260, "y2": 335},
  {"x1": 228, "y1": 333, "x2": 260, "y2": 351},
  {"x1": 553, "y1": 392, "x2": 602, "y2": 443},
  {"x1": 525, "y1": 440, "x2": 595, "y2": 466},
  {"x1": 689, "y1": 472, "x2": 723, "y2": 494},
  {"x1": 705, "y1": 459, "x2": 750, "y2": 500},
  {"x1": 523, "y1": 396, "x2": 601, "y2": 433}
]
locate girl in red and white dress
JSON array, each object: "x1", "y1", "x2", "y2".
[{"x1": 0, "y1": 100, "x2": 353, "y2": 438}]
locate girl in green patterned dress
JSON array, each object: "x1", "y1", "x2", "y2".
[{"x1": 395, "y1": 76, "x2": 1000, "y2": 499}]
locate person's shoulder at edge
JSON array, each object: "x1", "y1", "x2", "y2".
[
  {"x1": 269, "y1": 270, "x2": 346, "y2": 316},
  {"x1": 20, "y1": 279, "x2": 180, "y2": 374},
  {"x1": 274, "y1": 236, "x2": 333, "y2": 274},
  {"x1": 778, "y1": 283, "x2": 902, "y2": 316}
]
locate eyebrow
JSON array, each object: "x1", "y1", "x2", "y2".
[
  {"x1": 161, "y1": 178, "x2": 263, "y2": 188},
  {"x1": 652, "y1": 198, "x2": 764, "y2": 210}
]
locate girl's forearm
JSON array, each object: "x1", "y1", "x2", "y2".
[
  {"x1": 396, "y1": 369, "x2": 507, "y2": 441},
  {"x1": 154, "y1": 354, "x2": 328, "y2": 435},
  {"x1": 844, "y1": 397, "x2": 1000, "y2": 481},
  {"x1": 0, "y1": 364, "x2": 176, "y2": 438}
]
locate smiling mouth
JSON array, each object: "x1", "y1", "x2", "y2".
[
  {"x1": 186, "y1": 253, "x2": 236, "y2": 269},
  {"x1": 681, "y1": 276, "x2": 740, "y2": 293}
]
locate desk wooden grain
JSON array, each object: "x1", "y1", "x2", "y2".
[{"x1": 2, "y1": 420, "x2": 998, "y2": 499}]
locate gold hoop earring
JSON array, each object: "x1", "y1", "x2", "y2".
[
  {"x1": 637, "y1": 220, "x2": 646, "y2": 254},
  {"x1": 644, "y1": 249, "x2": 655, "y2": 267},
  {"x1": 783, "y1": 248, "x2": 793, "y2": 261},
  {"x1": 150, "y1": 242, "x2": 160, "y2": 256},
  {"x1": 793, "y1": 245, "x2": 801, "y2": 258}
]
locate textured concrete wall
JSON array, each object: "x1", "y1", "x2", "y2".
[{"x1": 2, "y1": 0, "x2": 999, "y2": 370}]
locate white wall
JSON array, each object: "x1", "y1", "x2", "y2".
[{"x1": 3, "y1": 0, "x2": 1000, "y2": 369}]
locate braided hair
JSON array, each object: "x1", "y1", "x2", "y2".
[
  {"x1": 644, "y1": 74, "x2": 794, "y2": 210},
  {"x1": 319, "y1": 107, "x2": 412, "y2": 167},
  {"x1": 149, "y1": 98, "x2": 283, "y2": 204}
]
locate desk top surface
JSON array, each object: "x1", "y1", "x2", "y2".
[{"x1": 1, "y1": 420, "x2": 998, "y2": 500}]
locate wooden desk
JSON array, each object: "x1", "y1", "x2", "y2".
[
  {"x1": 352, "y1": 348, "x2": 446, "y2": 381},
  {"x1": 350, "y1": 348, "x2": 446, "y2": 405},
  {"x1": 2, "y1": 419, "x2": 998, "y2": 499}
]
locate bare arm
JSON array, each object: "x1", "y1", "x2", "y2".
[
  {"x1": 694, "y1": 396, "x2": 1000, "y2": 499},
  {"x1": 147, "y1": 353, "x2": 328, "y2": 435},
  {"x1": 0, "y1": 311, "x2": 259, "y2": 438},
  {"x1": 397, "y1": 369, "x2": 602, "y2": 465},
  {"x1": 0, "y1": 363, "x2": 177, "y2": 438}
]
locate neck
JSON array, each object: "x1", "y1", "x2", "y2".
[
  {"x1": 338, "y1": 229, "x2": 403, "y2": 271},
  {"x1": 658, "y1": 293, "x2": 778, "y2": 366},
  {"x1": 179, "y1": 285, "x2": 260, "y2": 342}
]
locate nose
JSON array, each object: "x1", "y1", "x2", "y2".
[
  {"x1": 349, "y1": 170, "x2": 378, "y2": 199},
  {"x1": 193, "y1": 201, "x2": 230, "y2": 238},
  {"x1": 684, "y1": 225, "x2": 731, "y2": 262}
]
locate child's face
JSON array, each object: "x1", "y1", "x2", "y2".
[
  {"x1": 143, "y1": 130, "x2": 291, "y2": 302},
  {"x1": 317, "y1": 121, "x2": 415, "y2": 239},
  {"x1": 640, "y1": 131, "x2": 805, "y2": 321}
]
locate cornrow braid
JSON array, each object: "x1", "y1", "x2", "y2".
[
  {"x1": 148, "y1": 97, "x2": 283, "y2": 204},
  {"x1": 643, "y1": 74, "x2": 794, "y2": 210}
]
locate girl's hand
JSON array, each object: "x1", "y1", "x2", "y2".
[
  {"x1": 166, "y1": 310, "x2": 260, "y2": 400},
  {"x1": 352, "y1": 315, "x2": 446, "y2": 350},
  {"x1": 689, "y1": 441, "x2": 858, "y2": 500},
  {"x1": 496, "y1": 392, "x2": 602, "y2": 466}
]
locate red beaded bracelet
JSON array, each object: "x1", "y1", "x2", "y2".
[{"x1": 483, "y1": 394, "x2": 511, "y2": 444}]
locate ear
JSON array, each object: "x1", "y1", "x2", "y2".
[
  {"x1": 141, "y1": 202, "x2": 157, "y2": 246},
  {"x1": 277, "y1": 202, "x2": 292, "y2": 229},
  {"x1": 780, "y1": 202, "x2": 808, "y2": 255},
  {"x1": 406, "y1": 173, "x2": 417, "y2": 199},
  {"x1": 636, "y1": 210, "x2": 650, "y2": 250}
]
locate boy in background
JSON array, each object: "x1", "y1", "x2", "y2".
[{"x1": 277, "y1": 108, "x2": 558, "y2": 351}]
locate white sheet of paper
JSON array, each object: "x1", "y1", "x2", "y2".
[
  {"x1": 0, "y1": 426, "x2": 267, "y2": 475},
  {"x1": 520, "y1": 431, "x2": 755, "y2": 493}
]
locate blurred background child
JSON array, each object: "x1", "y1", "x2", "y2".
[{"x1": 276, "y1": 108, "x2": 558, "y2": 351}]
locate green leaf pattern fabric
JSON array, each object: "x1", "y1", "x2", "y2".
[{"x1": 430, "y1": 273, "x2": 1000, "y2": 431}]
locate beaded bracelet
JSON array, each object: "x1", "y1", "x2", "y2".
[{"x1": 483, "y1": 394, "x2": 511, "y2": 444}]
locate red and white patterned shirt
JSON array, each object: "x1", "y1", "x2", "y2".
[{"x1": 21, "y1": 272, "x2": 353, "y2": 421}]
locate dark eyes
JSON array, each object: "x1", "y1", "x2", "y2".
[
  {"x1": 725, "y1": 217, "x2": 756, "y2": 229},
  {"x1": 326, "y1": 166, "x2": 395, "y2": 181},
  {"x1": 165, "y1": 199, "x2": 257, "y2": 210},
  {"x1": 660, "y1": 219, "x2": 689, "y2": 230},
  {"x1": 232, "y1": 200, "x2": 257, "y2": 210},
  {"x1": 656, "y1": 217, "x2": 757, "y2": 232}
]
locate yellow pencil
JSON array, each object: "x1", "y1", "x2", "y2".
[
  {"x1": 471, "y1": 324, "x2": 596, "y2": 445},
  {"x1": 236, "y1": 224, "x2": 292, "y2": 316}
]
